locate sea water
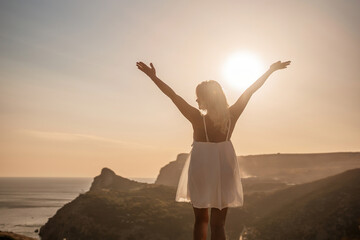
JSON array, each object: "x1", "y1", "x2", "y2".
[{"x1": 0, "y1": 177, "x2": 156, "y2": 239}]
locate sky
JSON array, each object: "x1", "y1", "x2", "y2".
[{"x1": 0, "y1": 0, "x2": 359, "y2": 178}]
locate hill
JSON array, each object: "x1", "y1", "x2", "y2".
[
  {"x1": 39, "y1": 168, "x2": 360, "y2": 240},
  {"x1": 241, "y1": 168, "x2": 360, "y2": 240},
  {"x1": 39, "y1": 168, "x2": 194, "y2": 240}
]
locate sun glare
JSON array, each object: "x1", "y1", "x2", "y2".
[{"x1": 222, "y1": 51, "x2": 265, "y2": 91}]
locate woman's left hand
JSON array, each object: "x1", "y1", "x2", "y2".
[
  {"x1": 136, "y1": 61, "x2": 157, "y2": 78},
  {"x1": 269, "y1": 61, "x2": 291, "y2": 72}
]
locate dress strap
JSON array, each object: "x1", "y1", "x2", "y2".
[
  {"x1": 202, "y1": 115, "x2": 209, "y2": 142},
  {"x1": 226, "y1": 117, "x2": 231, "y2": 141}
]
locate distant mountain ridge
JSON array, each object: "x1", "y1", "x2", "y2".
[
  {"x1": 239, "y1": 152, "x2": 360, "y2": 184},
  {"x1": 156, "y1": 152, "x2": 360, "y2": 186}
]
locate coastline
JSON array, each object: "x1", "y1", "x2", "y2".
[{"x1": 0, "y1": 177, "x2": 155, "y2": 239}]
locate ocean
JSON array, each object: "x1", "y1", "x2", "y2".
[{"x1": 0, "y1": 177, "x2": 156, "y2": 239}]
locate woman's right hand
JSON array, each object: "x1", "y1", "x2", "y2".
[
  {"x1": 136, "y1": 61, "x2": 157, "y2": 78},
  {"x1": 269, "y1": 61, "x2": 291, "y2": 72}
]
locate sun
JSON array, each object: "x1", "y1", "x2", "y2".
[{"x1": 222, "y1": 51, "x2": 265, "y2": 91}]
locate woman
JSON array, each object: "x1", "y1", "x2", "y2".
[{"x1": 136, "y1": 60, "x2": 290, "y2": 240}]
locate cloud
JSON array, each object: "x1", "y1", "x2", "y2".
[{"x1": 18, "y1": 129, "x2": 160, "y2": 150}]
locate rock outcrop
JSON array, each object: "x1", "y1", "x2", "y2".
[{"x1": 89, "y1": 167, "x2": 147, "y2": 192}]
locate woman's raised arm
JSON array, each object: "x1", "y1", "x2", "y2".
[
  {"x1": 136, "y1": 61, "x2": 199, "y2": 122},
  {"x1": 229, "y1": 60, "x2": 291, "y2": 120}
]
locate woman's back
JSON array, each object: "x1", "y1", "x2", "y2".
[{"x1": 191, "y1": 111, "x2": 236, "y2": 143}]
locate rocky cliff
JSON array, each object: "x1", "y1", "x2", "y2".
[{"x1": 155, "y1": 153, "x2": 189, "y2": 186}]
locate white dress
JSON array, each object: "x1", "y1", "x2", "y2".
[{"x1": 175, "y1": 116, "x2": 244, "y2": 210}]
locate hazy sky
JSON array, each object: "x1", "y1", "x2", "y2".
[{"x1": 0, "y1": 0, "x2": 359, "y2": 177}]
